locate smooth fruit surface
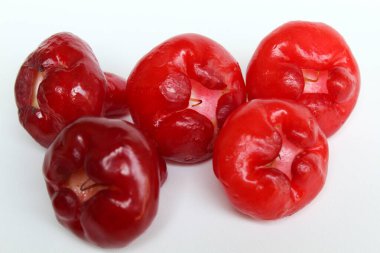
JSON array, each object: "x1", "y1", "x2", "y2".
[
  {"x1": 246, "y1": 21, "x2": 360, "y2": 136},
  {"x1": 126, "y1": 33, "x2": 246, "y2": 163},
  {"x1": 213, "y1": 99, "x2": 328, "y2": 220},
  {"x1": 43, "y1": 117, "x2": 165, "y2": 248},
  {"x1": 15, "y1": 32, "x2": 106, "y2": 147},
  {"x1": 103, "y1": 72, "x2": 129, "y2": 118}
]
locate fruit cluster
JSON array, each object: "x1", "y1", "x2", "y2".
[{"x1": 15, "y1": 21, "x2": 360, "y2": 248}]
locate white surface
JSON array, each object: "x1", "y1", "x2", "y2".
[{"x1": 1, "y1": 0, "x2": 379, "y2": 252}]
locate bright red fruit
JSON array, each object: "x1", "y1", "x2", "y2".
[
  {"x1": 43, "y1": 117, "x2": 166, "y2": 248},
  {"x1": 15, "y1": 32, "x2": 106, "y2": 147},
  {"x1": 126, "y1": 33, "x2": 246, "y2": 163},
  {"x1": 246, "y1": 21, "x2": 360, "y2": 137},
  {"x1": 103, "y1": 72, "x2": 129, "y2": 117},
  {"x1": 213, "y1": 99, "x2": 328, "y2": 220}
]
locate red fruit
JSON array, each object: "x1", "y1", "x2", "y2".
[
  {"x1": 213, "y1": 99, "x2": 328, "y2": 220},
  {"x1": 103, "y1": 72, "x2": 129, "y2": 117},
  {"x1": 246, "y1": 21, "x2": 360, "y2": 136},
  {"x1": 15, "y1": 32, "x2": 106, "y2": 147},
  {"x1": 126, "y1": 33, "x2": 246, "y2": 163},
  {"x1": 43, "y1": 117, "x2": 165, "y2": 248}
]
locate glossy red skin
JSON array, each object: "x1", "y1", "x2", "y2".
[
  {"x1": 103, "y1": 72, "x2": 129, "y2": 117},
  {"x1": 246, "y1": 21, "x2": 360, "y2": 137},
  {"x1": 15, "y1": 32, "x2": 106, "y2": 147},
  {"x1": 43, "y1": 117, "x2": 166, "y2": 248},
  {"x1": 213, "y1": 99, "x2": 328, "y2": 220},
  {"x1": 126, "y1": 33, "x2": 246, "y2": 163}
]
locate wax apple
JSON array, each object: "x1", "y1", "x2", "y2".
[
  {"x1": 103, "y1": 72, "x2": 129, "y2": 117},
  {"x1": 126, "y1": 33, "x2": 246, "y2": 163},
  {"x1": 15, "y1": 32, "x2": 106, "y2": 147},
  {"x1": 246, "y1": 21, "x2": 360, "y2": 136},
  {"x1": 213, "y1": 99, "x2": 328, "y2": 220},
  {"x1": 43, "y1": 117, "x2": 165, "y2": 248}
]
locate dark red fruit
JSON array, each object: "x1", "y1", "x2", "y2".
[
  {"x1": 43, "y1": 117, "x2": 165, "y2": 248},
  {"x1": 15, "y1": 32, "x2": 106, "y2": 147}
]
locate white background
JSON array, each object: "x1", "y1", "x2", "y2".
[{"x1": 1, "y1": 0, "x2": 379, "y2": 252}]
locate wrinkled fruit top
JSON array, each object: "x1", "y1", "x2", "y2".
[
  {"x1": 213, "y1": 99, "x2": 328, "y2": 220},
  {"x1": 15, "y1": 32, "x2": 106, "y2": 147},
  {"x1": 43, "y1": 117, "x2": 165, "y2": 248},
  {"x1": 126, "y1": 33, "x2": 246, "y2": 163},
  {"x1": 246, "y1": 21, "x2": 360, "y2": 136}
]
